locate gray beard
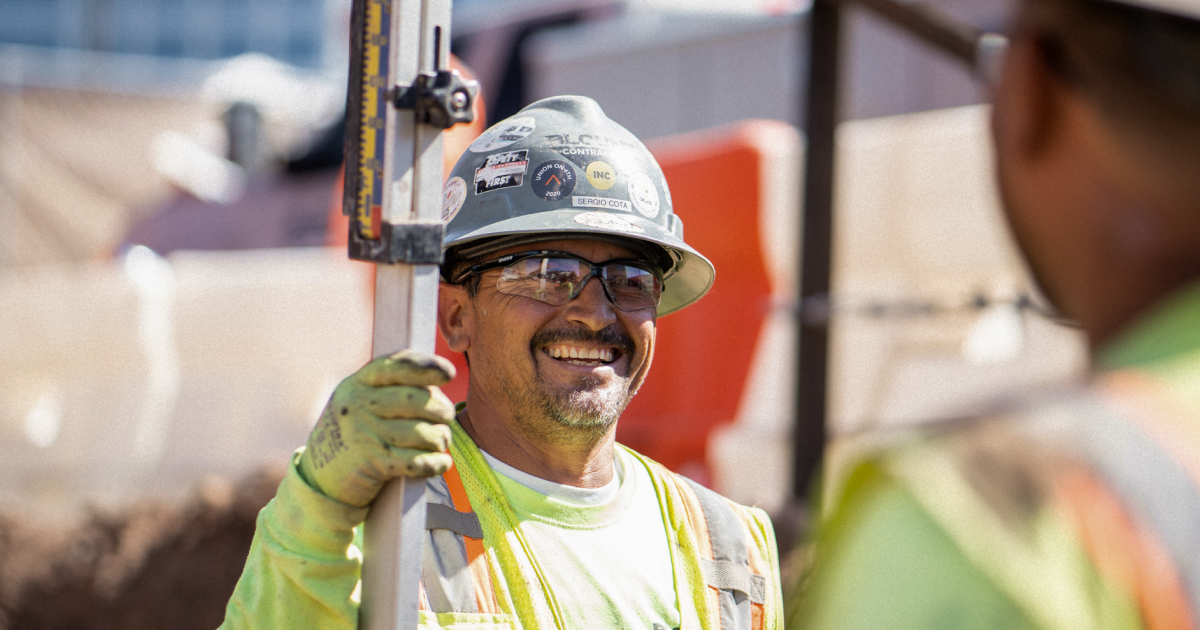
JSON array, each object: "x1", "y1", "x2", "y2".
[{"x1": 500, "y1": 369, "x2": 634, "y2": 444}]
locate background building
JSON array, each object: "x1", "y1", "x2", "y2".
[{"x1": 0, "y1": 0, "x2": 1077, "y2": 528}]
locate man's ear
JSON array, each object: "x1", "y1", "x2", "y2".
[
  {"x1": 438, "y1": 282, "x2": 472, "y2": 353},
  {"x1": 993, "y1": 36, "x2": 1062, "y2": 163}
]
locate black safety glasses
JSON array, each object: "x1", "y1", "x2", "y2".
[{"x1": 455, "y1": 250, "x2": 664, "y2": 312}]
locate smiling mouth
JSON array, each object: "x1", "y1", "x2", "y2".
[{"x1": 544, "y1": 344, "x2": 617, "y2": 367}]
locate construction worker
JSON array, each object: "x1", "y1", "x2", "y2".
[
  {"x1": 221, "y1": 95, "x2": 784, "y2": 629},
  {"x1": 791, "y1": 0, "x2": 1200, "y2": 628}
]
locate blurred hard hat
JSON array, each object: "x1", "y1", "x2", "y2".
[
  {"x1": 1106, "y1": 0, "x2": 1200, "y2": 20},
  {"x1": 440, "y1": 95, "x2": 715, "y2": 316}
]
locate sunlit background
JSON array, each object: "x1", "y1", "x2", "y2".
[{"x1": 0, "y1": 0, "x2": 1083, "y2": 566}]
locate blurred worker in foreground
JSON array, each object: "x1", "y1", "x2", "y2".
[
  {"x1": 792, "y1": 0, "x2": 1200, "y2": 627},
  {"x1": 221, "y1": 95, "x2": 784, "y2": 629}
]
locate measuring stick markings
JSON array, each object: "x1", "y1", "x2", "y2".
[{"x1": 356, "y1": 0, "x2": 390, "y2": 240}]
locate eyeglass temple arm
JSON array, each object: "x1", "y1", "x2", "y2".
[{"x1": 826, "y1": 0, "x2": 1008, "y2": 80}]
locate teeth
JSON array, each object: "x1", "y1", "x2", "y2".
[{"x1": 546, "y1": 345, "x2": 617, "y2": 364}]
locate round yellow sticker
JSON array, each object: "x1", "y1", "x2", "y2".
[{"x1": 585, "y1": 161, "x2": 616, "y2": 190}]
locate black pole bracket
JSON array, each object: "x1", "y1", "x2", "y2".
[
  {"x1": 349, "y1": 221, "x2": 445, "y2": 264},
  {"x1": 393, "y1": 70, "x2": 478, "y2": 129}
]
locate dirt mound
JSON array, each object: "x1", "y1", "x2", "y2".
[{"x1": 0, "y1": 466, "x2": 284, "y2": 630}]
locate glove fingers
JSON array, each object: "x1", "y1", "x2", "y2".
[
  {"x1": 359, "y1": 350, "x2": 456, "y2": 388},
  {"x1": 381, "y1": 448, "x2": 454, "y2": 478},
  {"x1": 354, "y1": 384, "x2": 456, "y2": 423},
  {"x1": 376, "y1": 419, "x2": 452, "y2": 453}
]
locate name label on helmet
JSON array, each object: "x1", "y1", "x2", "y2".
[{"x1": 573, "y1": 196, "x2": 631, "y2": 213}]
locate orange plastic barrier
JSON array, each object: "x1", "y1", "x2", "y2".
[{"x1": 617, "y1": 121, "x2": 778, "y2": 483}]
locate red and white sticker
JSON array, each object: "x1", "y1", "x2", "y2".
[
  {"x1": 475, "y1": 150, "x2": 528, "y2": 180},
  {"x1": 627, "y1": 172, "x2": 660, "y2": 219},
  {"x1": 474, "y1": 150, "x2": 529, "y2": 194},
  {"x1": 572, "y1": 196, "x2": 631, "y2": 212},
  {"x1": 442, "y1": 177, "x2": 467, "y2": 222},
  {"x1": 469, "y1": 117, "x2": 536, "y2": 153},
  {"x1": 573, "y1": 211, "x2": 644, "y2": 233}
]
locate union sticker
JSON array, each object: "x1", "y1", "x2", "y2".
[
  {"x1": 627, "y1": 172, "x2": 660, "y2": 219},
  {"x1": 530, "y1": 160, "x2": 577, "y2": 201},
  {"x1": 442, "y1": 177, "x2": 467, "y2": 222},
  {"x1": 573, "y1": 211, "x2": 645, "y2": 233},
  {"x1": 572, "y1": 196, "x2": 631, "y2": 212},
  {"x1": 468, "y1": 117, "x2": 536, "y2": 153}
]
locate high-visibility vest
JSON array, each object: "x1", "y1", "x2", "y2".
[
  {"x1": 845, "y1": 369, "x2": 1200, "y2": 630},
  {"x1": 415, "y1": 421, "x2": 782, "y2": 630}
]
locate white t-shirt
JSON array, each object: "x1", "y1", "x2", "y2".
[{"x1": 481, "y1": 449, "x2": 681, "y2": 630}]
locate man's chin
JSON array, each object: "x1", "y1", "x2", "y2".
[{"x1": 544, "y1": 386, "x2": 629, "y2": 429}]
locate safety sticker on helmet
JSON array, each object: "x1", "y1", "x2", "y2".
[
  {"x1": 442, "y1": 177, "x2": 467, "y2": 222},
  {"x1": 628, "y1": 172, "x2": 660, "y2": 218},
  {"x1": 573, "y1": 196, "x2": 631, "y2": 212},
  {"x1": 469, "y1": 117, "x2": 536, "y2": 153},
  {"x1": 531, "y1": 160, "x2": 577, "y2": 201},
  {"x1": 573, "y1": 211, "x2": 645, "y2": 233},
  {"x1": 474, "y1": 150, "x2": 529, "y2": 194}
]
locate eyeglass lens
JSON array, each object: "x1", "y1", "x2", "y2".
[{"x1": 495, "y1": 256, "x2": 661, "y2": 311}]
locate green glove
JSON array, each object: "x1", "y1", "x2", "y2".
[{"x1": 298, "y1": 350, "x2": 457, "y2": 508}]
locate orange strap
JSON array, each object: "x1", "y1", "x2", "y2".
[
  {"x1": 1055, "y1": 467, "x2": 1193, "y2": 630},
  {"x1": 443, "y1": 465, "x2": 501, "y2": 615}
]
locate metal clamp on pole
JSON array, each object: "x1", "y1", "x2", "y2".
[
  {"x1": 393, "y1": 70, "x2": 478, "y2": 129},
  {"x1": 383, "y1": 221, "x2": 444, "y2": 265}
]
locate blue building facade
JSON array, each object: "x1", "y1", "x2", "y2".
[{"x1": 0, "y1": 0, "x2": 330, "y2": 69}]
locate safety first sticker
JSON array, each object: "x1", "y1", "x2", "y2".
[
  {"x1": 469, "y1": 117, "x2": 536, "y2": 153},
  {"x1": 475, "y1": 150, "x2": 529, "y2": 194},
  {"x1": 442, "y1": 177, "x2": 467, "y2": 222},
  {"x1": 573, "y1": 211, "x2": 644, "y2": 233},
  {"x1": 573, "y1": 196, "x2": 631, "y2": 212},
  {"x1": 628, "y1": 172, "x2": 660, "y2": 219}
]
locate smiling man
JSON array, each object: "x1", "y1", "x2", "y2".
[{"x1": 221, "y1": 96, "x2": 784, "y2": 630}]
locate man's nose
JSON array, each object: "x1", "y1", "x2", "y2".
[{"x1": 564, "y1": 276, "x2": 618, "y2": 330}]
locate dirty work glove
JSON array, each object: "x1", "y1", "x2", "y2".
[{"x1": 298, "y1": 350, "x2": 457, "y2": 508}]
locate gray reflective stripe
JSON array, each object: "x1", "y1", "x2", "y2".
[
  {"x1": 426, "y1": 502, "x2": 485, "y2": 539},
  {"x1": 420, "y1": 476, "x2": 479, "y2": 614},
  {"x1": 684, "y1": 478, "x2": 757, "y2": 630},
  {"x1": 700, "y1": 557, "x2": 768, "y2": 604},
  {"x1": 1057, "y1": 393, "x2": 1200, "y2": 615}
]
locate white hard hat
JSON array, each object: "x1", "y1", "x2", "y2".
[
  {"x1": 441, "y1": 96, "x2": 715, "y2": 317},
  {"x1": 1110, "y1": 0, "x2": 1200, "y2": 20}
]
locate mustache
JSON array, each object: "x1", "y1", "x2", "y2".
[{"x1": 531, "y1": 325, "x2": 636, "y2": 356}]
